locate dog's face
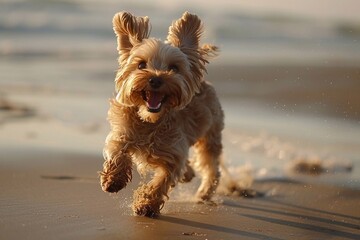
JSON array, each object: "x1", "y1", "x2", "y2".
[
  {"x1": 117, "y1": 39, "x2": 196, "y2": 123},
  {"x1": 112, "y1": 12, "x2": 215, "y2": 123}
]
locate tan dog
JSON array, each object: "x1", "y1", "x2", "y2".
[{"x1": 100, "y1": 11, "x2": 251, "y2": 217}]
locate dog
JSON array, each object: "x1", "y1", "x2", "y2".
[{"x1": 100, "y1": 11, "x2": 253, "y2": 217}]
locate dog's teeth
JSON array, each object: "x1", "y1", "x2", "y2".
[
  {"x1": 145, "y1": 91, "x2": 164, "y2": 111},
  {"x1": 146, "y1": 102, "x2": 162, "y2": 110}
]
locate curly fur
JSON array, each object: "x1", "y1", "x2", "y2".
[{"x1": 100, "y1": 11, "x2": 252, "y2": 217}]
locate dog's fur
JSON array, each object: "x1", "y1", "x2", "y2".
[{"x1": 100, "y1": 11, "x2": 250, "y2": 217}]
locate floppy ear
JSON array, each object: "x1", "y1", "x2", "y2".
[
  {"x1": 113, "y1": 12, "x2": 150, "y2": 64},
  {"x1": 166, "y1": 12, "x2": 203, "y2": 50}
]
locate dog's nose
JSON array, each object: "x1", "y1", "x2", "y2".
[{"x1": 149, "y1": 77, "x2": 163, "y2": 89}]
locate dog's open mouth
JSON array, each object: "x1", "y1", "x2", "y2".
[{"x1": 142, "y1": 90, "x2": 165, "y2": 113}]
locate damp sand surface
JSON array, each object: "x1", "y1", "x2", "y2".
[{"x1": 1, "y1": 150, "x2": 360, "y2": 240}]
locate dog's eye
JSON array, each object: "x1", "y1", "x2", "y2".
[
  {"x1": 138, "y1": 61, "x2": 147, "y2": 70},
  {"x1": 168, "y1": 65, "x2": 179, "y2": 73}
]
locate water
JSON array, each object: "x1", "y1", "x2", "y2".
[{"x1": 1, "y1": 0, "x2": 360, "y2": 64}]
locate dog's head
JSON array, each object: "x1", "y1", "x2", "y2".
[{"x1": 112, "y1": 12, "x2": 217, "y2": 123}]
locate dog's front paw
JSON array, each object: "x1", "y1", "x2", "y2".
[
  {"x1": 99, "y1": 165, "x2": 132, "y2": 193},
  {"x1": 132, "y1": 185, "x2": 164, "y2": 218},
  {"x1": 100, "y1": 173, "x2": 128, "y2": 193},
  {"x1": 133, "y1": 204, "x2": 160, "y2": 218},
  {"x1": 100, "y1": 155, "x2": 133, "y2": 193}
]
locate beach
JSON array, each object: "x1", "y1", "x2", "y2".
[
  {"x1": 0, "y1": 148, "x2": 360, "y2": 239},
  {"x1": 1, "y1": 149, "x2": 359, "y2": 240},
  {"x1": 1, "y1": 0, "x2": 360, "y2": 239},
  {"x1": 1, "y1": 63, "x2": 360, "y2": 239}
]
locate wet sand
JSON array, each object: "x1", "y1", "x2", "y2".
[
  {"x1": 208, "y1": 64, "x2": 360, "y2": 121},
  {"x1": 0, "y1": 150, "x2": 359, "y2": 240}
]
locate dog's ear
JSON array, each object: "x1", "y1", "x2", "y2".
[
  {"x1": 167, "y1": 12, "x2": 209, "y2": 89},
  {"x1": 166, "y1": 12, "x2": 203, "y2": 50},
  {"x1": 113, "y1": 12, "x2": 150, "y2": 62}
]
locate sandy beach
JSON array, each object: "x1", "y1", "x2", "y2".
[
  {"x1": 1, "y1": 0, "x2": 360, "y2": 239},
  {"x1": 1, "y1": 63, "x2": 360, "y2": 239},
  {"x1": 1, "y1": 149, "x2": 359, "y2": 240}
]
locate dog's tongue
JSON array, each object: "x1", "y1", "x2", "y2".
[{"x1": 146, "y1": 91, "x2": 163, "y2": 109}]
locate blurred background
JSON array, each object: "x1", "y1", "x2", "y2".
[{"x1": 1, "y1": 0, "x2": 360, "y2": 187}]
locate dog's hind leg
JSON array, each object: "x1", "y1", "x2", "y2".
[
  {"x1": 193, "y1": 135, "x2": 222, "y2": 202},
  {"x1": 180, "y1": 160, "x2": 195, "y2": 183}
]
